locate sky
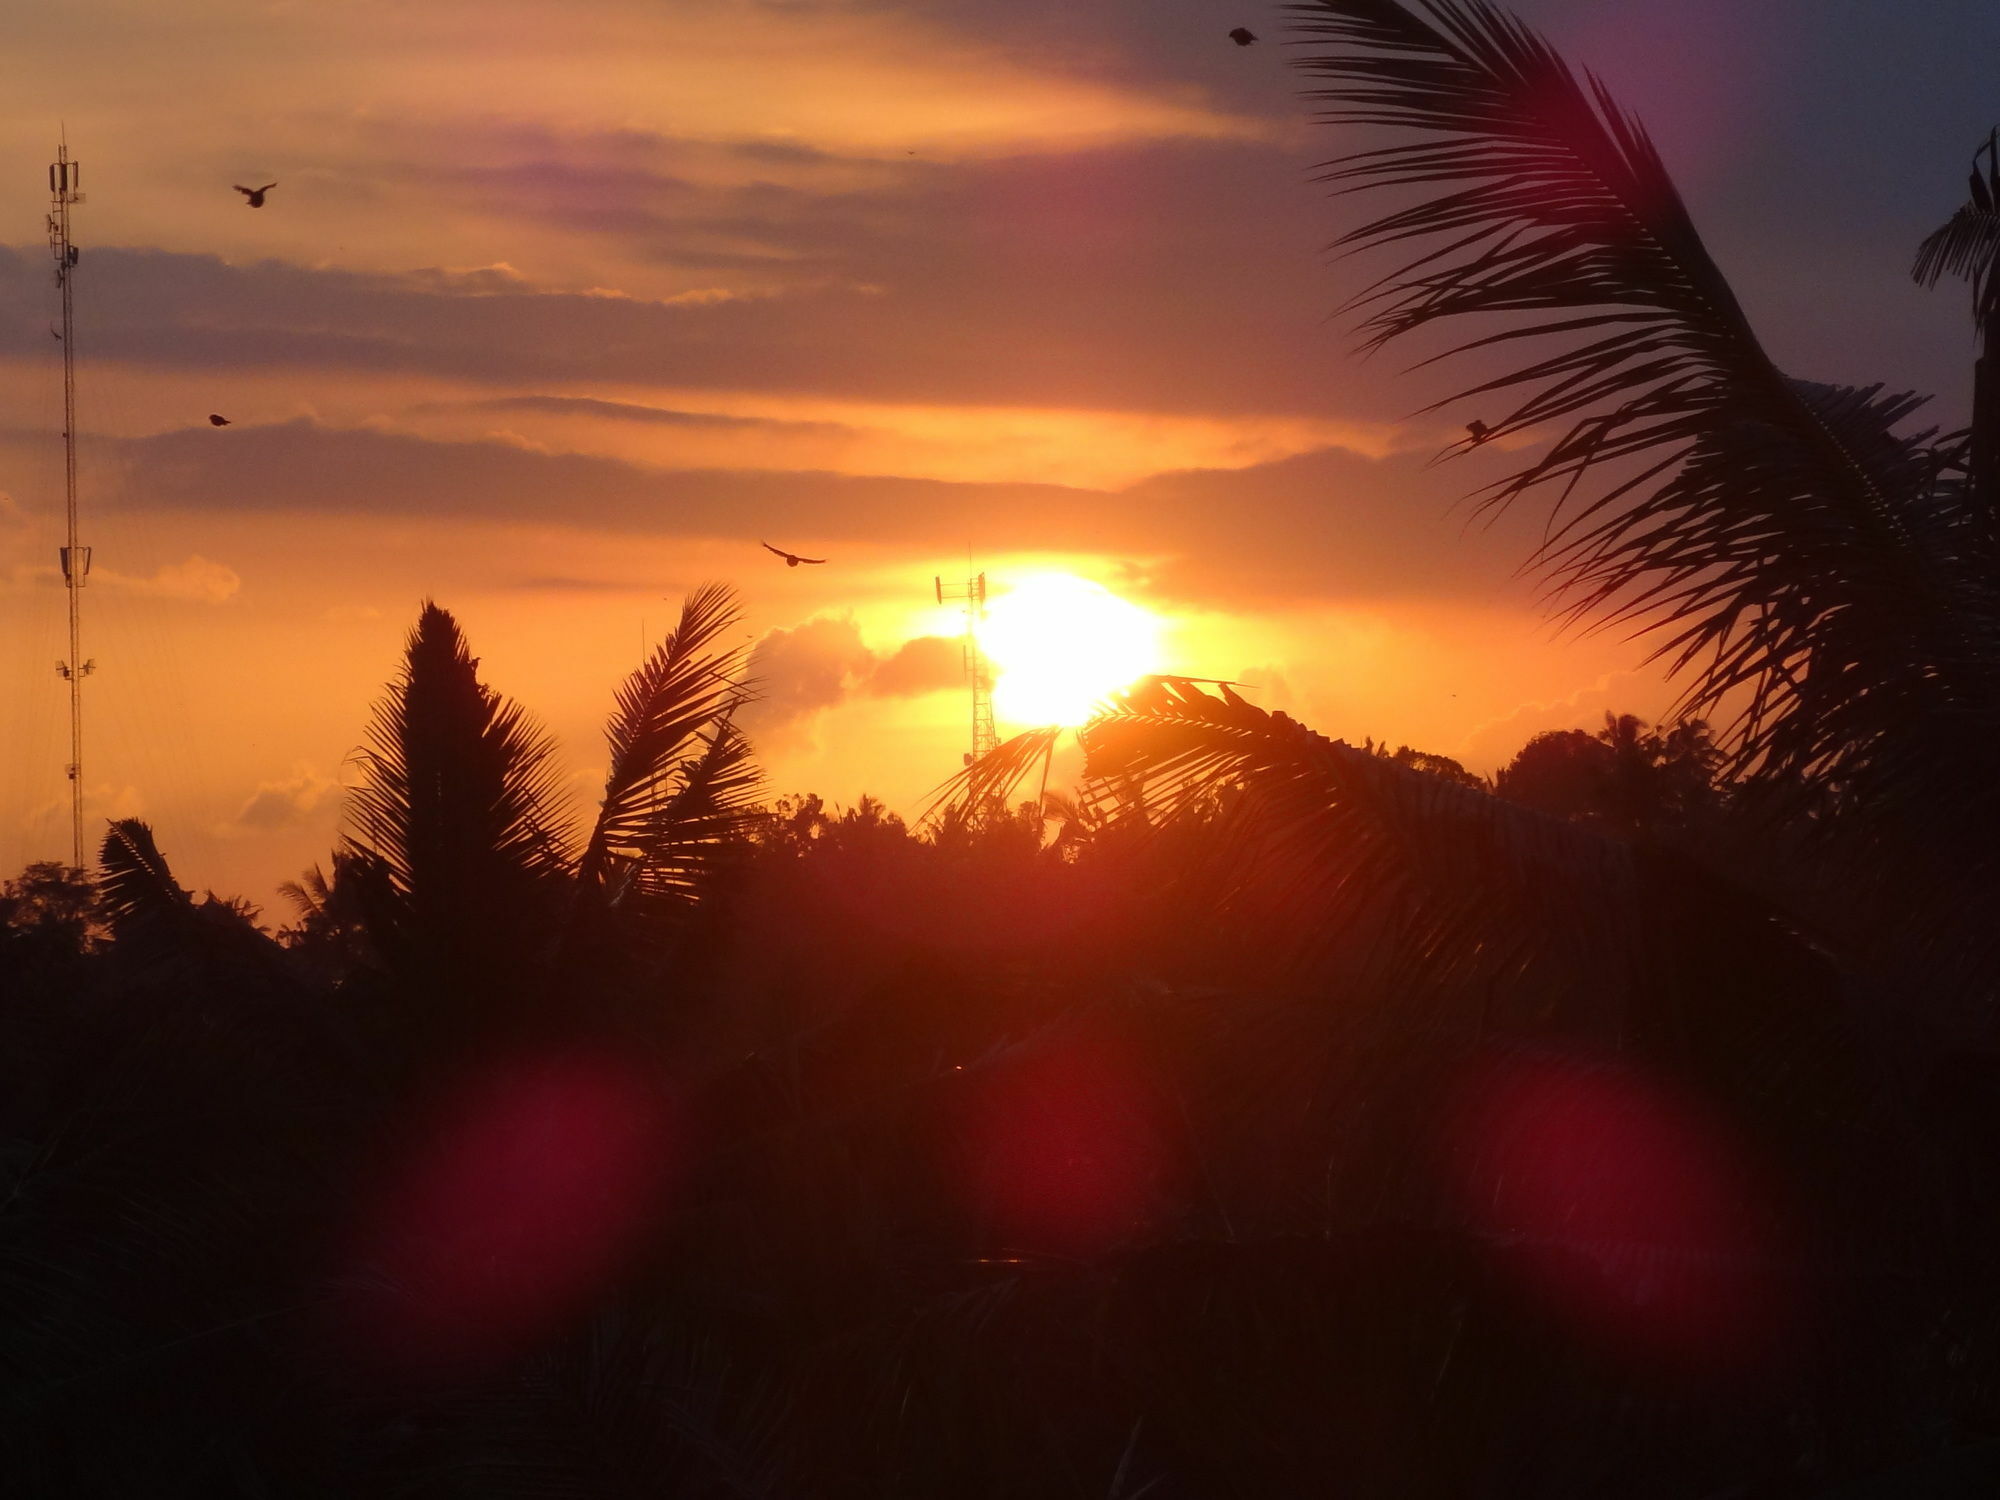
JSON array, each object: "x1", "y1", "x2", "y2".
[{"x1": 1, "y1": 0, "x2": 1994, "y2": 911}]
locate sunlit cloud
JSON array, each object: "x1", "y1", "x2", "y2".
[
  {"x1": 221, "y1": 763, "x2": 339, "y2": 836},
  {"x1": 3, "y1": 553, "x2": 241, "y2": 604}
]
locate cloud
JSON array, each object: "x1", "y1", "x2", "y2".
[
  {"x1": 222, "y1": 765, "x2": 340, "y2": 835},
  {"x1": 445, "y1": 396, "x2": 857, "y2": 438},
  {"x1": 868, "y1": 634, "x2": 961, "y2": 696},
  {"x1": 0, "y1": 130, "x2": 1395, "y2": 422},
  {"x1": 26, "y1": 781, "x2": 146, "y2": 831},
  {"x1": 741, "y1": 616, "x2": 878, "y2": 743},
  {"x1": 740, "y1": 618, "x2": 964, "y2": 746},
  {"x1": 105, "y1": 555, "x2": 242, "y2": 604},
  {"x1": 1, "y1": 552, "x2": 241, "y2": 603},
  {"x1": 16, "y1": 416, "x2": 1549, "y2": 612},
  {"x1": 1454, "y1": 671, "x2": 1670, "y2": 773}
]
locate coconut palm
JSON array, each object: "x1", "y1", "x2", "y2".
[
  {"x1": 1257, "y1": 0, "x2": 2000, "y2": 1005},
  {"x1": 1914, "y1": 127, "x2": 2000, "y2": 509},
  {"x1": 337, "y1": 586, "x2": 760, "y2": 1045}
]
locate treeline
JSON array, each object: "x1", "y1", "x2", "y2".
[{"x1": 1, "y1": 596, "x2": 1994, "y2": 1496}]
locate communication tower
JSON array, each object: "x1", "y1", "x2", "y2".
[
  {"x1": 48, "y1": 143, "x2": 93, "y2": 868},
  {"x1": 934, "y1": 571, "x2": 995, "y2": 765}
]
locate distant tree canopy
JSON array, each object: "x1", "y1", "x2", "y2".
[
  {"x1": 1366, "y1": 738, "x2": 1486, "y2": 789},
  {"x1": 0, "y1": 860, "x2": 101, "y2": 971},
  {"x1": 1495, "y1": 714, "x2": 1723, "y2": 836}
]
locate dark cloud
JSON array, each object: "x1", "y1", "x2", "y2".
[
  {"x1": 65, "y1": 417, "x2": 1071, "y2": 547},
  {"x1": 0, "y1": 130, "x2": 1383, "y2": 420},
  {"x1": 821, "y1": 0, "x2": 1294, "y2": 118},
  {"x1": 447, "y1": 395, "x2": 856, "y2": 438},
  {"x1": 0, "y1": 417, "x2": 1539, "y2": 609},
  {"x1": 7, "y1": 61, "x2": 1974, "y2": 424}
]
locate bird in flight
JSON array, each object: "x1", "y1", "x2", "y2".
[
  {"x1": 762, "y1": 542, "x2": 826, "y2": 568},
  {"x1": 1228, "y1": 27, "x2": 1257, "y2": 45},
  {"x1": 234, "y1": 182, "x2": 277, "y2": 208},
  {"x1": 208, "y1": 414, "x2": 231, "y2": 427}
]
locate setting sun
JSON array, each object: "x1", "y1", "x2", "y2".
[{"x1": 981, "y1": 573, "x2": 1164, "y2": 727}]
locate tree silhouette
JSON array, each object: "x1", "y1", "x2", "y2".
[
  {"x1": 1913, "y1": 126, "x2": 2000, "y2": 509},
  {"x1": 1288, "y1": 0, "x2": 2000, "y2": 1007},
  {"x1": 336, "y1": 590, "x2": 758, "y2": 1048},
  {"x1": 0, "y1": 861, "x2": 100, "y2": 978},
  {"x1": 1494, "y1": 713, "x2": 1722, "y2": 834}
]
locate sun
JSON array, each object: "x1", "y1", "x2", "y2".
[{"x1": 980, "y1": 573, "x2": 1164, "y2": 727}]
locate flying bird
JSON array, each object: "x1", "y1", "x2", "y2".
[
  {"x1": 1228, "y1": 27, "x2": 1257, "y2": 45},
  {"x1": 761, "y1": 542, "x2": 826, "y2": 568},
  {"x1": 234, "y1": 182, "x2": 277, "y2": 208},
  {"x1": 208, "y1": 414, "x2": 231, "y2": 426}
]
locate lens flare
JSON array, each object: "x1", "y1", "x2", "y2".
[
  {"x1": 1443, "y1": 1052, "x2": 1795, "y2": 1375},
  {"x1": 981, "y1": 573, "x2": 1162, "y2": 727},
  {"x1": 341, "y1": 1051, "x2": 676, "y2": 1378}
]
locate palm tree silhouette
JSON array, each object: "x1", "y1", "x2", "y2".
[
  {"x1": 1914, "y1": 127, "x2": 2000, "y2": 510},
  {"x1": 1268, "y1": 0, "x2": 2000, "y2": 1008},
  {"x1": 337, "y1": 586, "x2": 759, "y2": 1043}
]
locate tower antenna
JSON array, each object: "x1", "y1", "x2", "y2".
[
  {"x1": 933, "y1": 569, "x2": 995, "y2": 766},
  {"x1": 48, "y1": 142, "x2": 93, "y2": 869}
]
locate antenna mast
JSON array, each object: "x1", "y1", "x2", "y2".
[
  {"x1": 48, "y1": 144, "x2": 92, "y2": 869},
  {"x1": 934, "y1": 570, "x2": 995, "y2": 766}
]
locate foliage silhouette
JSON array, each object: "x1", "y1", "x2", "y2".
[
  {"x1": 335, "y1": 591, "x2": 759, "y2": 1044},
  {"x1": 9, "y1": 2, "x2": 2000, "y2": 1495},
  {"x1": 1290, "y1": 0, "x2": 2000, "y2": 1007}
]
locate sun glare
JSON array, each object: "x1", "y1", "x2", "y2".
[{"x1": 981, "y1": 574, "x2": 1163, "y2": 727}]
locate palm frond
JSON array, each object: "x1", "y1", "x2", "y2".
[
  {"x1": 274, "y1": 863, "x2": 331, "y2": 925},
  {"x1": 580, "y1": 582, "x2": 752, "y2": 896},
  {"x1": 922, "y1": 726, "x2": 1063, "y2": 830},
  {"x1": 1080, "y1": 679, "x2": 1643, "y2": 1023},
  {"x1": 615, "y1": 718, "x2": 765, "y2": 914},
  {"x1": 1913, "y1": 126, "x2": 2000, "y2": 333},
  {"x1": 1913, "y1": 205, "x2": 2000, "y2": 311},
  {"x1": 97, "y1": 818, "x2": 194, "y2": 936},
  {"x1": 1073, "y1": 681, "x2": 1877, "y2": 1235},
  {"x1": 97, "y1": 819, "x2": 294, "y2": 995},
  {"x1": 1288, "y1": 1, "x2": 2000, "y2": 889}
]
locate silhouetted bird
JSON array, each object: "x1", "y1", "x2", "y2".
[
  {"x1": 1228, "y1": 27, "x2": 1257, "y2": 45},
  {"x1": 1465, "y1": 419, "x2": 1491, "y2": 443},
  {"x1": 208, "y1": 414, "x2": 231, "y2": 427},
  {"x1": 234, "y1": 182, "x2": 277, "y2": 208},
  {"x1": 762, "y1": 541, "x2": 826, "y2": 568}
]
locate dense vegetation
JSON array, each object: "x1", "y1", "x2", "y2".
[{"x1": 8, "y1": 0, "x2": 2000, "y2": 1493}]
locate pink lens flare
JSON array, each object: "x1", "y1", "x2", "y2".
[
  {"x1": 963, "y1": 1024, "x2": 1170, "y2": 1259},
  {"x1": 341, "y1": 1050, "x2": 678, "y2": 1378},
  {"x1": 1443, "y1": 1051, "x2": 1798, "y2": 1377}
]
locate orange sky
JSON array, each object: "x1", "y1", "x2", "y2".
[{"x1": 0, "y1": 0, "x2": 1989, "y2": 912}]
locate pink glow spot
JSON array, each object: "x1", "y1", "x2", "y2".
[
  {"x1": 345, "y1": 1051, "x2": 674, "y2": 1377},
  {"x1": 1445, "y1": 1052, "x2": 1794, "y2": 1375},
  {"x1": 965, "y1": 1028, "x2": 1166, "y2": 1258}
]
